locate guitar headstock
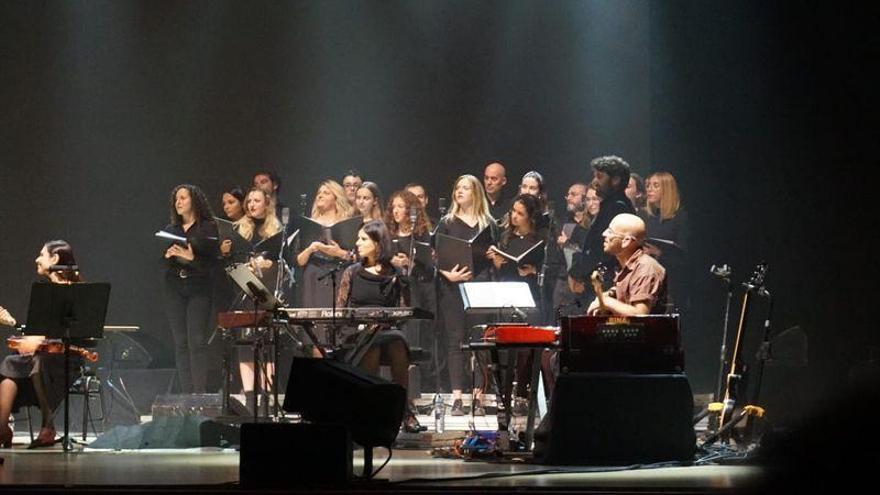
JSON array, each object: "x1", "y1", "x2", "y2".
[
  {"x1": 743, "y1": 262, "x2": 768, "y2": 294},
  {"x1": 590, "y1": 263, "x2": 608, "y2": 294}
]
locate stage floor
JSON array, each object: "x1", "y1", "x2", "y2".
[{"x1": 0, "y1": 439, "x2": 761, "y2": 493}]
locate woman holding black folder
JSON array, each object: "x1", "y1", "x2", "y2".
[
  {"x1": 386, "y1": 190, "x2": 438, "y2": 394},
  {"x1": 487, "y1": 194, "x2": 546, "y2": 415},
  {"x1": 435, "y1": 174, "x2": 498, "y2": 416},
  {"x1": 0, "y1": 240, "x2": 85, "y2": 448},
  {"x1": 162, "y1": 184, "x2": 219, "y2": 394},
  {"x1": 295, "y1": 180, "x2": 355, "y2": 344},
  {"x1": 220, "y1": 187, "x2": 283, "y2": 403}
]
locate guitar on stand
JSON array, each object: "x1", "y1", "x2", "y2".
[{"x1": 703, "y1": 262, "x2": 768, "y2": 447}]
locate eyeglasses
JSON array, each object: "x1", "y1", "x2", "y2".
[{"x1": 603, "y1": 227, "x2": 633, "y2": 240}]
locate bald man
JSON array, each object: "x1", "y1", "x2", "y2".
[
  {"x1": 586, "y1": 213, "x2": 667, "y2": 316},
  {"x1": 483, "y1": 161, "x2": 511, "y2": 222}
]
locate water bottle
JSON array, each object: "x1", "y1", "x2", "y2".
[{"x1": 433, "y1": 393, "x2": 445, "y2": 434}]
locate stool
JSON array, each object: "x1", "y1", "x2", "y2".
[{"x1": 67, "y1": 365, "x2": 106, "y2": 440}]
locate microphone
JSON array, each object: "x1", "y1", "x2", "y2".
[
  {"x1": 299, "y1": 194, "x2": 308, "y2": 216},
  {"x1": 710, "y1": 264, "x2": 731, "y2": 280},
  {"x1": 409, "y1": 206, "x2": 418, "y2": 228},
  {"x1": 438, "y1": 197, "x2": 448, "y2": 216},
  {"x1": 281, "y1": 206, "x2": 290, "y2": 226}
]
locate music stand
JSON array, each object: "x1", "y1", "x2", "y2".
[
  {"x1": 459, "y1": 282, "x2": 542, "y2": 447},
  {"x1": 24, "y1": 282, "x2": 111, "y2": 451}
]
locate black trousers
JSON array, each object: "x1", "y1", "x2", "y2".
[{"x1": 164, "y1": 274, "x2": 213, "y2": 393}]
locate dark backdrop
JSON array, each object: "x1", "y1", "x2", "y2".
[{"x1": 1, "y1": 0, "x2": 875, "y2": 423}]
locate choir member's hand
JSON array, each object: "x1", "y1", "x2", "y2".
[
  {"x1": 391, "y1": 253, "x2": 410, "y2": 269},
  {"x1": 0, "y1": 306, "x2": 16, "y2": 327},
  {"x1": 306, "y1": 241, "x2": 324, "y2": 255},
  {"x1": 518, "y1": 264, "x2": 537, "y2": 277},
  {"x1": 486, "y1": 247, "x2": 505, "y2": 270},
  {"x1": 252, "y1": 256, "x2": 273, "y2": 270},
  {"x1": 440, "y1": 264, "x2": 472, "y2": 282},
  {"x1": 557, "y1": 232, "x2": 569, "y2": 247},
  {"x1": 643, "y1": 242, "x2": 662, "y2": 258},
  {"x1": 568, "y1": 275, "x2": 585, "y2": 294},
  {"x1": 321, "y1": 240, "x2": 349, "y2": 260},
  {"x1": 165, "y1": 243, "x2": 195, "y2": 261},
  {"x1": 220, "y1": 239, "x2": 232, "y2": 256}
]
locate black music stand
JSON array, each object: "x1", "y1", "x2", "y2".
[
  {"x1": 24, "y1": 282, "x2": 111, "y2": 451},
  {"x1": 226, "y1": 263, "x2": 283, "y2": 420},
  {"x1": 460, "y1": 282, "x2": 542, "y2": 448}
]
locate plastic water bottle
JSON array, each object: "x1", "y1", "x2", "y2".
[{"x1": 433, "y1": 393, "x2": 445, "y2": 434}]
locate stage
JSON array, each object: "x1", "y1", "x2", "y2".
[{"x1": 0, "y1": 442, "x2": 761, "y2": 494}]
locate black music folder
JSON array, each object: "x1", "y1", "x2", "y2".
[
  {"x1": 295, "y1": 216, "x2": 363, "y2": 252},
  {"x1": 490, "y1": 240, "x2": 545, "y2": 267},
  {"x1": 645, "y1": 237, "x2": 684, "y2": 257},
  {"x1": 214, "y1": 217, "x2": 252, "y2": 257},
  {"x1": 251, "y1": 230, "x2": 284, "y2": 258},
  {"x1": 435, "y1": 226, "x2": 493, "y2": 272},
  {"x1": 391, "y1": 237, "x2": 434, "y2": 268}
]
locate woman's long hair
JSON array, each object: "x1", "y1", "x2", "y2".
[
  {"x1": 235, "y1": 188, "x2": 282, "y2": 241},
  {"x1": 357, "y1": 181, "x2": 384, "y2": 221},
  {"x1": 169, "y1": 184, "x2": 214, "y2": 225},
  {"x1": 646, "y1": 172, "x2": 682, "y2": 220},
  {"x1": 44, "y1": 239, "x2": 82, "y2": 283},
  {"x1": 445, "y1": 174, "x2": 493, "y2": 230},
  {"x1": 360, "y1": 219, "x2": 395, "y2": 269},
  {"x1": 385, "y1": 190, "x2": 431, "y2": 237},
  {"x1": 311, "y1": 179, "x2": 354, "y2": 220},
  {"x1": 501, "y1": 193, "x2": 542, "y2": 246}
]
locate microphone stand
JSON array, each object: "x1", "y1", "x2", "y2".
[
  {"x1": 536, "y1": 209, "x2": 555, "y2": 322},
  {"x1": 711, "y1": 265, "x2": 734, "y2": 430}
]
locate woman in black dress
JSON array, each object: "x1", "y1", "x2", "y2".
[
  {"x1": 435, "y1": 174, "x2": 498, "y2": 416},
  {"x1": 336, "y1": 220, "x2": 425, "y2": 433},
  {"x1": 644, "y1": 171, "x2": 689, "y2": 312},
  {"x1": 220, "y1": 187, "x2": 283, "y2": 405},
  {"x1": 295, "y1": 180, "x2": 355, "y2": 345},
  {"x1": 488, "y1": 194, "x2": 546, "y2": 415},
  {"x1": 0, "y1": 240, "x2": 84, "y2": 447},
  {"x1": 385, "y1": 190, "x2": 438, "y2": 394},
  {"x1": 162, "y1": 184, "x2": 219, "y2": 394}
]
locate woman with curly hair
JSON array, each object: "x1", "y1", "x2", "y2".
[{"x1": 162, "y1": 184, "x2": 219, "y2": 393}]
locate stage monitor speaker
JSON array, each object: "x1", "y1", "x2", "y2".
[
  {"x1": 533, "y1": 373, "x2": 695, "y2": 465},
  {"x1": 240, "y1": 423, "x2": 352, "y2": 489},
  {"x1": 283, "y1": 357, "x2": 405, "y2": 448}
]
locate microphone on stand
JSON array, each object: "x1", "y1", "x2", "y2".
[
  {"x1": 409, "y1": 206, "x2": 418, "y2": 228},
  {"x1": 299, "y1": 194, "x2": 309, "y2": 217},
  {"x1": 281, "y1": 207, "x2": 290, "y2": 227},
  {"x1": 438, "y1": 197, "x2": 448, "y2": 216},
  {"x1": 408, "y1": 206, "x2": 418, "y2": 276}
]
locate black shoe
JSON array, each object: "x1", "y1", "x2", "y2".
[
  {"x1": 450, "y1": 398, "x2": 465, "y2": 416},
  {"x1": 471, "y1": 399, "x2": 486, "y2": 416},
  {"x1": 403, "y1": 413, "x2": 427, "y2": 433}
]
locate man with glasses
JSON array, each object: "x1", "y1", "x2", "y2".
[
  {"x1": 568, "y1": 155, "x2": 635, "y2": 294},
  {"x1": 587, "y1": 213, "x2": 667, "y2": 316},
  {"x1": 342, "y1": 169, "x2": 364, "y2": 206}
]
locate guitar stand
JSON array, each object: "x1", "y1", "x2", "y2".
[{"x1": 701, "y1": 405, "x2": 766, "y2": 448}]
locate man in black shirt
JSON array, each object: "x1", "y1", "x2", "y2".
[
  {"x1": 568, "y1": 155, "x2": 635, "y2": 294},
  {"x1": 483, "y1": 161, "x2": 512, "y2": 223},
  {"x1": 253, "y1": 169, "x2": 288, "y2": 220}
]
